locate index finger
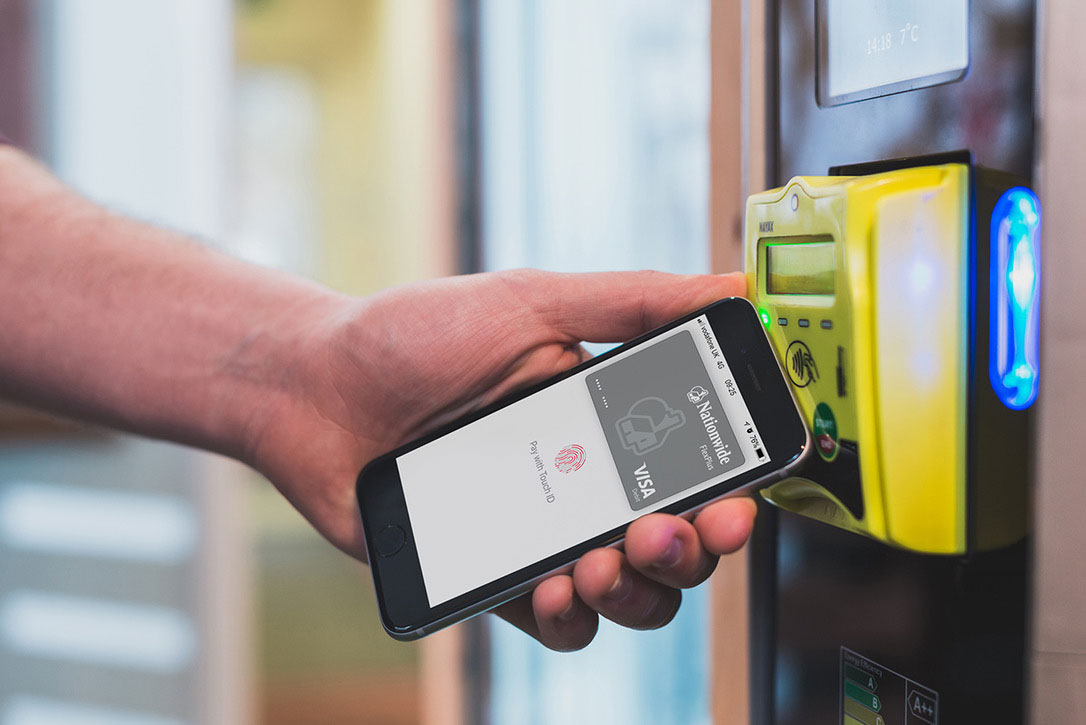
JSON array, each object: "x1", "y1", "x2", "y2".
[{"x1": 504, "y1": 269, "x2": 747, "y2": 343}]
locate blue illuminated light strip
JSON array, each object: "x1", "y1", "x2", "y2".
[{"x1": 989, "y1": 187, "x2": 1040, "y2": 410}]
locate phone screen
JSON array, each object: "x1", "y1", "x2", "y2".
[{"x1": 396, "y1": 315, "x2": 770, "y2": 607}]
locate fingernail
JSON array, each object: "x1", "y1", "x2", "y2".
[
  {"x1": 558, "y1": 600, "x2": 578, "y2": 623},
  {"x1": 657, "y1": 536, "x2": 683, "y2": 569},
  {"x1": 605, "y1": 569, "x2": 633, "y2": 602}
]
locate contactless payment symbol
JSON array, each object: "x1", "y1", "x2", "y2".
[
  {"x1": 616, "y1": 397, "x2": 686, "y2": 455},
  {"x1": 554, "y1": 444, "x2": 586, "y2": 473},
  {"x1": 786, "y1": 340, "x2": 819, "y2": 387}
]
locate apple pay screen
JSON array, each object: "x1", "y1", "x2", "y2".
[{"x1": 397, "y1": 316, "x2": 770, "y2": 607}]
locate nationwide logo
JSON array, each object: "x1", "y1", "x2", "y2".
[
  {"x1": 687, "y1": 385, "x2": 709, "y2": 404},
  {"x1": 554, "y1": 444, "x2": 587, "y2": 473}
]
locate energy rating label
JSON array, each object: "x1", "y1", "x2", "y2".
[{"x1": 840, "y1": 647, "x2": 939, "y2": 725}]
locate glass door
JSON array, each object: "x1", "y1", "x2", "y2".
[{"x1": 473, "y1": 1, "x2": 713, "y2": 722}]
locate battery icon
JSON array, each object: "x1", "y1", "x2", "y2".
[{"x1": 755, "y1": 447, "x2": 766, "y2": 460}]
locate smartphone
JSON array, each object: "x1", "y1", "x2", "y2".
[{"x1": 356, "y1": 297, "x2": 809, "y2": 640}]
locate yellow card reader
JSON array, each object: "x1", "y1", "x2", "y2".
[{"x1": 746, "y1": 158, "x2": 1040, "y2": 554}]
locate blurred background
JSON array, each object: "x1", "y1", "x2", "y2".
[{"x1": 0, "y1": 0, "x2": 723, "y2": 723}]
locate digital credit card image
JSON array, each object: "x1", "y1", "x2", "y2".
[{"x1": 586, "y1": 330, "x2": 746, "y2": 510}]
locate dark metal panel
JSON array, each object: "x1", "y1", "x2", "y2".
[
  {"x1": 754, "y1": 2, "x2": 1038, "y2": 723},
  {"x1": 777, "y1": 0, "x2": 1035, "y2": 181}
]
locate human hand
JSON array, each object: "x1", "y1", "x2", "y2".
[
  {"x1": 243, "y1": 268, "x2": 754, "y2": 650},
  {"x1": 0, "y1": 149, "x2": 753, "y2": 649}
]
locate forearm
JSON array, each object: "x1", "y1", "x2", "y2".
[{"x1": 0, "y1": 146, "x2": 344, "y2": 460}]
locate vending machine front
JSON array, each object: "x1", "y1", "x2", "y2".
[{"x1": 750, "y1": 2, "x2": 1038, "y2": 723}]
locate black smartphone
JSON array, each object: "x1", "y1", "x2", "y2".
[{"x1": 356, "y1": 297, "x2": 809, "y2": 640}]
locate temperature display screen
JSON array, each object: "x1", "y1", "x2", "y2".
[
  {"x1": 818, "y1": 0, "x2": 969, "y2": 106},
  {"x1": 766, "y1": 240, "x2": 836, "y2": 296}
]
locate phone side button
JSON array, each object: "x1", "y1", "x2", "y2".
[{"x1": 376, "y1": 524, "x2": 407, "y2": 557}]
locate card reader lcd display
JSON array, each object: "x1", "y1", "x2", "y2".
[{"x1": 766, "y1": 240, "x2": 836, "y2": 296}]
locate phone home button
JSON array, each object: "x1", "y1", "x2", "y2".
[{"x1": 376, "y1": 524, "x2": 406, "y2": 557}]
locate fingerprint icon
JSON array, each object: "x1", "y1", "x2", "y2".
[{"x1": 554, "y1": 444, "x2": 586, "y2": 473}]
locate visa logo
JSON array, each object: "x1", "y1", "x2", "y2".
[{"x1": 634, "y1": 462, "x2": 656, "y2": 500}]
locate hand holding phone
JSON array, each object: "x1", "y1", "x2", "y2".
[
  {"x1": 357, "y1": 279, "x2": 808, "y2": 644},
  {"x1": 247, "y1": 267, "x2": 788, "y2": 651}
]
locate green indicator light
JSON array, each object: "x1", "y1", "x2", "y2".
[{"x1": 760, "y1": 309, "x2": 771, "y2": 327}]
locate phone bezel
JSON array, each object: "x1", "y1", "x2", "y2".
[{"x1": 356, "y1": 297, "x2": 809, "y2": 638}]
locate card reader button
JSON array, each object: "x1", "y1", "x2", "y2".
[
  {"x1": 376, "y1": 524, "x2": 406, "y2": 557},
  {"x1": 813, "y1": 402, "x2": 838, "y2": 461}
]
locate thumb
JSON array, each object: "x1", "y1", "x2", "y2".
[{"x1": 509, "y1": 269, "x2": 747, "y2": 343}]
